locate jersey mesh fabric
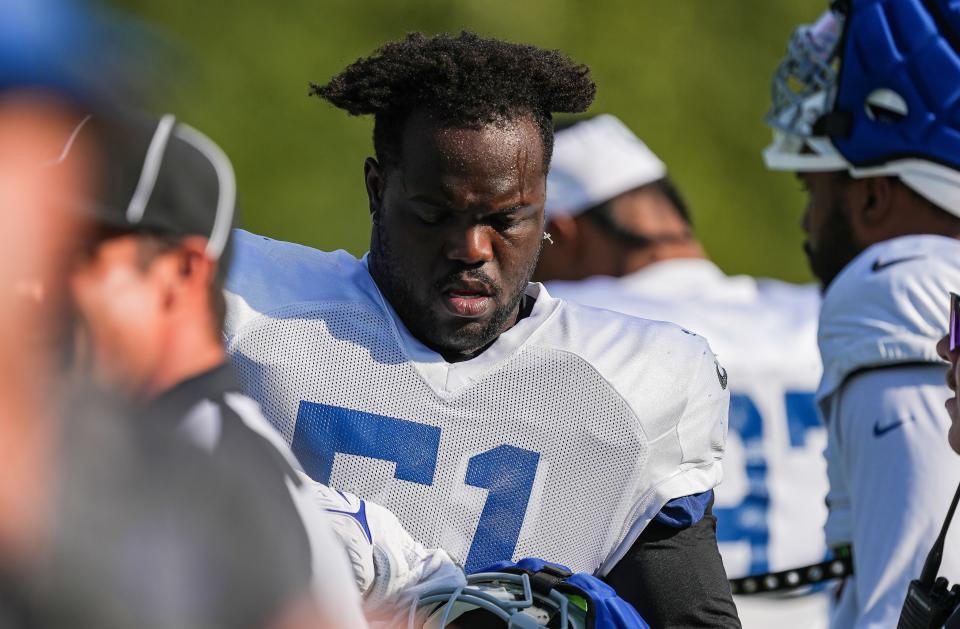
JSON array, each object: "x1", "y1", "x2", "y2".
[
  {"x1": 231, "y1": 301, "x2": 648, "y2": 574},
  {"x1": 224, "y1": 230, "x2": 726, "y2": 577}
]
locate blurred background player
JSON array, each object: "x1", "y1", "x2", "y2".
[
  {"x1": 763, "y1": 2, "x2": 960, "y2": 626},
  {"x1": 225, "y1": 31, "x2": 738, "y2": 627},
  {"x1": 536, "y1": 113, "x2": 829, "y2": 628}
]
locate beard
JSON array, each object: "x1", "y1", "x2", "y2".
[
  {"x1": 369, "y1": 221, "x2": 540, "y2": 359},
  {"x1": 804, "y1": 200, "x2": 863, "y2": 292}
]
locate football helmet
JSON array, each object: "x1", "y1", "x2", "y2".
[
  {"x1": 409, "y1": 558, "x2": 648, "y2": 629},
  {"x1": 824, "y1": 0, "x2": 960, "y2": 215},
  {"x1": 766, "y1": 0, "x2": 960, "y2": 215}
]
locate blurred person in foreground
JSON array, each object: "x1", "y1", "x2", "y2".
[
  {"x1": 536, "y1": 114, "x2": 830, "y2": 629},
  {"x1": 0, "y1": 15, "x2": 296, "y2": 629},
  {"x1": 0, "y1": 67, "x2": 94, "y2": 629},
  {"x1": 224, "y1": 31, "x2": 737, "y2": 627},
  {"x1": 0, "y1": 0, "x2": 115, "y2": 621},
  {"x1": 57, "y1": 111, "x2": 369, "y2": 628},
  {"x1": 15, "y1": 109, "x2": 363, "y2": 629},
  {"x1": 763, "y1": 2, "x2": 960, "y2": 627}
]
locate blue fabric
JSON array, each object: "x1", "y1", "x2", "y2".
[
  {"x1": 830, "y1": 0, "x2": 960, "y2": 169},
  {"x1": 0, "y1": 0, "x2": 95, "y2": 95},
  {"x1": 480, "y1": 557, "x2": 650, "y2": 628},
  {"x1": 327, "y1": 492, "x2": 373, "y2": 544},
  {"x1": 0, "y1": 0, "x2": 140, "y2": 107},
  {"x1": 481, "y1": 556, "x2": 571, "y2": 575},
  {"x1": 653, "y1": 490, "x2": 712, "y2": 528}
]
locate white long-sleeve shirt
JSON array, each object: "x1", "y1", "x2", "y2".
[
  {"x1": 824, "y1": 366, "x2": 960, "y2": 628},
  {"x1": 816, "y1": 235, "x2": 960, "y2": 629}
]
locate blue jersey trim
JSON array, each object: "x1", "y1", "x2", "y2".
[
  {"x1": 326, "y1": 498, "x2": 373, "y2": 545},
  {"x1": 654, "y1": 490, "x2": 713, "y2": 529}
]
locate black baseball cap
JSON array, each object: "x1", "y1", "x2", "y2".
[{"x1": 56, "y1": 111, "x2": 237, "y2": 261}]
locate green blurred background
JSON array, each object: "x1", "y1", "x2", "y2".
[{"x1": 111, "y1": 0, "x2": 823, "y2": 282}]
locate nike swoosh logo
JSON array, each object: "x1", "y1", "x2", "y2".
[
  {"x1": 873, "y1": 416, "x2": 915, "y2": 437},
  {"x1": 327, "y1": 499, "x2": 373, "y2": 544},
  {"x1": 871, "y1": 256, "x2": 925, "y2": 272}
]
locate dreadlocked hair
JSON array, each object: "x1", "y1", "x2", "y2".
[{"x1": 310, "y1": 31, "x2": 595, "y2": 171}]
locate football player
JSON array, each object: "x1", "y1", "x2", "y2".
[
  {"x1": 225, "y1": 31, "x2": 738, "y2": 626},
  {"x1": 763, "y1": 2, "x2": 960, "y2": 627},
  {"x1": 536, "y1": 114, "x2": 829, "y2": 628}
]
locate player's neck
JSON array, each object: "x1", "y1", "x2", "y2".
[{"x1": 621, "y1": 240, "x2": 706, "y2": 275}]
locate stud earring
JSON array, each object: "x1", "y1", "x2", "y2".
[{"x1": 543, "y1": 232, "x2": 554, "y2": 245}]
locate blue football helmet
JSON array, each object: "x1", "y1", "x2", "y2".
[
  {"x1": 823, "y1": 0, "x2": 960, "y2": 214},
  {"x1": 409, "y1": 558, "x2": 648, "y2": 628},
  {"x1": 766, "y1": 0, "x2": 960, "y2": 215}
]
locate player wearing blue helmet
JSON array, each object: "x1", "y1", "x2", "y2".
[{"x1": 765, "y1": 2, "x2": 960, "y2": 627}]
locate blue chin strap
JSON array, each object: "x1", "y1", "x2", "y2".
[{"x1": 823, "y1": 0, "x2": 960, "y2": 171}]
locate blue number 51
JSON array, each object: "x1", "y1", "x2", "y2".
[{"x1": 292, "y1": 402, "x2": 539, "y2": 573}]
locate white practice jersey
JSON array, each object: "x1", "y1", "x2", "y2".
[
  {"x1": 816, "y1": 235, "x2": 960, "y2": 629},
  {"x1": 224, "y1": 230, "x2": 729, "y2": 577},
  {"x1": 548, "y1": 259, "x2": 829, "y2": 629}
]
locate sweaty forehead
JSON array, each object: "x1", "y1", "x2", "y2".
[{"x1": 397, "y1": 111, "x2": 546, "y2": 201}]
